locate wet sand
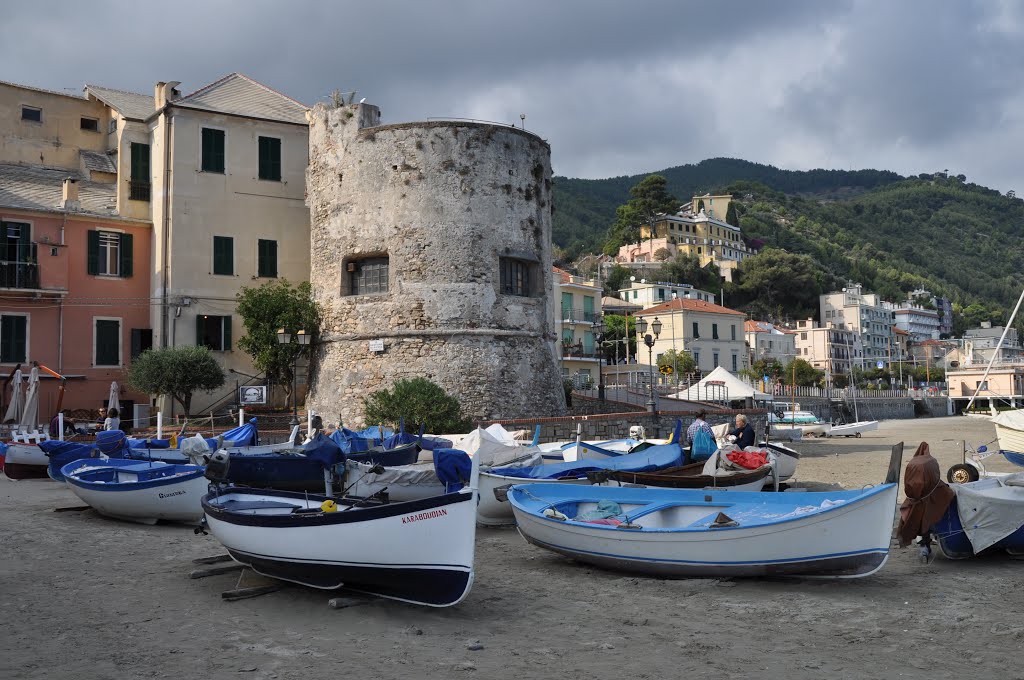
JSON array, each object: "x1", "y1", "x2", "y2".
[{"x1": 2, "y1": 416, "x2": 1022, "y2": 680}]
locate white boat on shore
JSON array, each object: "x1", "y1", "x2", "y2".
[
  {"x1": 61, "y1": 458, "x2": 207, "y2": 525},
  {"x1": 509, "y1": 443, "x2": 904, "y2": 579},
  {"x1": 830, "y1": 421, "x2": 879, "y2": 438}
]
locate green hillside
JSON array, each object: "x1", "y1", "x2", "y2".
[
  {"x1": 553, "y1": 159, "x2": 1024, "y2": 326},
  {"x1": 552, "y1": 157, "x2": 903, "y2": 256}
]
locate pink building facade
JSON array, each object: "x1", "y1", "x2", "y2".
[{"x1": 0, "y1": 176, "x2": 152, "y2": 426}]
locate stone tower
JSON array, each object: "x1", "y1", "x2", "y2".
[{"x1": 305, "y1": 102, "x2": 566, "y2": 426}]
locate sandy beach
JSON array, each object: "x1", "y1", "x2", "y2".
[{"x1": 2, "y1": 415, "x2": 1022, "y2": 680}]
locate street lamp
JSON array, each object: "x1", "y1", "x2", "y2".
[
  {"x1": 592, "y1": 318, "x2": 606, "y2": 401},
  {"x1": 636, "y1": 316, "x2": 662, "y2": 413},
  {"x1": 277, "y1": 327, "x2": 311, "y2": 428}
]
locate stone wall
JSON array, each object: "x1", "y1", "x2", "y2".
[
  {"x1": 305, "y1": 103, "x2": 566, "y2": 426},
  {"x1": 484, "y1": 407, "x2": 766, "y2": 444}
]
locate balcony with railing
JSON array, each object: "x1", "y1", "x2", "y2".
[
  {"x1": 129, "y1": 180, "x2": 151, "y2": 202},
  {"x1": 0, "y1": 260, "x2": 40, "y2": 290},
  {"x1": 560, "y1": 307, "x2": 600, "y2": 324},
  {"x1": 560, "y1": 341, "x2": 600, "y2": 361}
]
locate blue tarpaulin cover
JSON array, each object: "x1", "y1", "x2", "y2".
[
  {"x1": 301, "y1": 432, "x2": 345, "y2": 468},
  {"x1": 491, "y1": 421, "x2": 684, "y2": 480},
  {"x1": 433, "y1": 448, "x2": 472, "y2": 492},
  {"x1": 96, "y1": 430, "x2": 130, "y2": 456}
]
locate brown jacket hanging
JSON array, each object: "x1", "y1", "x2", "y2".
[{"x1": 896, "y1": 442, "x2": 956, "y2": 547}]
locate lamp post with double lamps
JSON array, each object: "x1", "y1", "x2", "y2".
[
  {"x1": 277, "y1": 328, "x2": 311, "y2": 428},
  {"x1": 636, "y1": 316, "x2": 662, "y2": 413},
  {"x1": 592, "y1": 317, "x2": 606, "y2": 401}
]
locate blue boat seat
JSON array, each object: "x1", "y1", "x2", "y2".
[{"x1": 217, "y1": 499, "x2": 303, "y2": 511}]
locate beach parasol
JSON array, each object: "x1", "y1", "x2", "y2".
[
  {"x1": 108, "y1": 381, "x2": 121, "y2": 414},
  {"x1": 18, "y1": 366, "x2": 39, "y2": 432},
  {"x1": 3, "y1": 368, "x2": 24, "y2": 424}
]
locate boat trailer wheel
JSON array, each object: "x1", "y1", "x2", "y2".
[{"x1": 946, "y1": 463, "x2": 979, "y2": 484}]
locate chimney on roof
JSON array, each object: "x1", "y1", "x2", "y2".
[
  {"x1": 62, "y1": 177, "x2": 80, "y2": 211},
  {"x1": 154, "y1": 80, "x2": 182, "y2": 109}
]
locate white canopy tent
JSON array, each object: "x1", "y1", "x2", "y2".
[
  {"x1": 667, "y1": 366, "x2": 773, "y2": 402},
  {"x1": 3, "y1": 368, "x2": 24, "y2": 424}
]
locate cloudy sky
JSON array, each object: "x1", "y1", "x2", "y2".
[{"x1": 4, "y1": 1, "x2": 1023, "y2": 191}]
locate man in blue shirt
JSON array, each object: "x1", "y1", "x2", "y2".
[{"x1": 729, "y1": 414, "x2": 755, "y2": 449}]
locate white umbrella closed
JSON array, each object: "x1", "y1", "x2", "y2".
[
  {"x1": 3, "y1": 368, "x2": 24, "y2": 424},
  {"x1": 18, "y1": 366, "x2": 39, "y2": 432},
  {"x1": 107, "y1": 381, "x2": 121, "y2": 415}
]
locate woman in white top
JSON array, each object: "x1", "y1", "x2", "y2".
[{"x1": 103, "y1": 407, "x2": 121, "y2": 431}]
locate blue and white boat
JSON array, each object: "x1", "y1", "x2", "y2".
[
  {"x1": 477, "y1": 422, "x2": 685, "y2": 526},
  {"x1": 933, "y1": 473, "x2": 1024, "y2": 559},
  {"x1": 61, "y1": 458, "x2": 208, "y2": 525},
  {"x1": 508, "y1": 443, "x2": 904, "y2": 578},
  {"x1": 200, "y1": 449, "x2": 479, "y2": 607}
]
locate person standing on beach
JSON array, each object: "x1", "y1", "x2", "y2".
[{"x1": 686, "y1": 410, "x2": 714, "y2": 442}]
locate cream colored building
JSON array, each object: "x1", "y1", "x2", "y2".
[
  {"x1": 793, "y1": 319, "x2": 860, "y2": 384},
  {"x1": 745, "y1": 320, "x2": 796, "y2": 365},
  {"x1": 820, "y1": 283, "x2": 894, "y2": 369},
  {"x1": 636, "y1": 298, "x2": 747, "y2": 374},
  {"x1": 618, "y1": 279, "x2": 716, "y2": 307},
  {"x1": 555, "y1": 268, "x2": 603, "y2": 386}
]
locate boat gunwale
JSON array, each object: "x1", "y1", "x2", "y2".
[
  {"x1": 61, "y1": 459, "x2": 206, "y2": 492},
  {"x1": 202, "y1": 485, "x2": 475, "y2": 528}
]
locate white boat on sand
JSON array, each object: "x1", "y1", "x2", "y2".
[{"x1": 509, "y1": 443, "x2": 904, "y2": 579}]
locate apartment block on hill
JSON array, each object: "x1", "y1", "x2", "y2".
[
  {"x1": 820, "y1": 283, "x2": 894, "y2": 369},
  {"x1": 554, "y1": 267, "x2": 603, "y2": 385},
  {"x1": 793, "y1": 319, "x2": 860, "y2": 384}
]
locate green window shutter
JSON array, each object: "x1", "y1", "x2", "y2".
[
  {"x1": 213, "y1": 236, "x2": 233, "y2": 275},
  {"x1": 222, "y1": 316, "x2": 232, "y2": 350},
  {"x1": 95, "y1": 319, "x2": 120, "y2": 366},
  {"x1": 202, "y1": 128, "x2": 225, "y2": 173},
  {"x1": 258, "y1": 137, "x2": 281, "y2": 181},
  {"x1": 130, "y1": 143, "x2": 150, "y2": 182},
  {"x1": 1, "y1": 316, "x2": 26, "y2": 363},
  {"x1": 258, "y1": 239, "x2": 277, "y2": 277},
  {"x1": 87, "y1": 230, "x2": 100, "y2": 275},
  {"x1": 119, "y1": 233, "x2": 133, "y2": 278}
]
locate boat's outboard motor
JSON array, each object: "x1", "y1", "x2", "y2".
[{"x1": 204, "y1": 449, "x2": 231, "y2": 483}]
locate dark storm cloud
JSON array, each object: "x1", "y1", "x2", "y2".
[{"x1": 2, "y1": 1, "x2": 1022, "y2": 191}]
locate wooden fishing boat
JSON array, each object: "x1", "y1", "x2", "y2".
[
  {"x1": 591, "y1": 461, "x2": 773, "y2": 492},
  {"x1": 199, "y1": 450, "x2": 479, "y2": 608},
  {"x1": 477, "y1": 422, "x2": 684, "y2": 526},
  {"x1": 61, "y1": 458, "x2": 207, "y2": 525},
  {"x1": 509, "y1": 443, "x2": 904, "y2": 579}
]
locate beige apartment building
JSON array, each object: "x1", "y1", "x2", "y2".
[
  {"x1": 636, "y1": 298, "x2": 747, "y2": 375},
  {"x1": 820, "y1": 283, "x2": 894, "y2": 369},
  {"x1": 1, "y1": 74, "x2": 310, "y2": 415},
  {"x1": 793, "y1": 319, "x2": 860, "y2": 385},
  {"x1": 745, "y1": 320, "x2": 796, "y2": 365},
  {"x1": 554, "y1": 268, "x2": 603, "y2": 386}
]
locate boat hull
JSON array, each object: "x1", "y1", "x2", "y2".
[
  {"x1": 3, "y1": 443, "x2": 51, "y2": 480},
  {"x1": 477, "y1": 471, "x2": 590, "y2": 526},
  {"x1": 510, "y1": 484, "x2": 898, "y2": 578},
  {"x1": 202, "y1": 487, "x2": 477, "y2": 607},
  {"x1": 62, "y1": 459, "x2": 207, "y2": 524},
  {"x1": 601, "y1": 463, "x2": 772, "y2": 492},
  {"x1": 830, "y1": 421, "x2": 879, "y2": 438},
  {"x1": 994, "y1": 423, "x2": 1024, "y2": 460}
]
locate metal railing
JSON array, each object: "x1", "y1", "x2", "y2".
[
  {"x1": 129, "y1": 180, "x2": 151, "y2": 202},
  {"x1": 560, "y1": 308, "x2": 600, "y2": 323},
  {"x1": 0, "y1": 261, "x2": 39, "y2": 289}
]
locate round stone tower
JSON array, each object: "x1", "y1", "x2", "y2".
[{"x1": 305, "y1": 102, "x2": 566, "y2": 426}]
